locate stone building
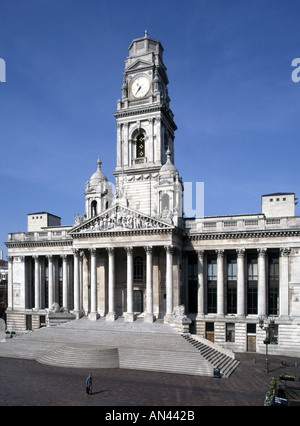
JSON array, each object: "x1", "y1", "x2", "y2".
[
  {"x1": 0, "y1": 256, "x2": 8, "y2": 320},
  {"x1": 5, "y1": 33, "x2": 300, "y2": 356}
]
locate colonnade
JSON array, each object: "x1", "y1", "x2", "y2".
[
  {"x1": 7, "y1": 245, "x2": 177, "y2": 323},
  {"x1": 194, "y1": 247, "x2": 290, "y2": 319}
]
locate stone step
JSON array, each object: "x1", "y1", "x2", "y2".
[
  {"x1": 118, "y1": 348, "x2": 214, "y2": 376},
  {"x1": 37, "y1": 346, "x2": 119, "y2": 369},
  {"x1": 0, "y1": 317, "x2": 238, "y2": 377},
  {"x1": 182, "y1": 335, "x2": 240, "y2": 378}
]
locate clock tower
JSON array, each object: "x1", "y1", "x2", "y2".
[{"x1": 113, "y1": 32, "x2": 183, "y2": 224}]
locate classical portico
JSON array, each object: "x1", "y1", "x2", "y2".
[{"x1": 69, "y1": 203, "x2": 183, "y2": 322}]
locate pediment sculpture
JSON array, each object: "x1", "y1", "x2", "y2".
[{"x1": 70, "y1": 204, "x2": 173, "y2": 235}]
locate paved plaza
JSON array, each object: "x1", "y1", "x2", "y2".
[{"x1": 0, "y1": 352, "x2": 299, "y2": 406}]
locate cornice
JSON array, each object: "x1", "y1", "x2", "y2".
[
  {"x1": 5, "y1": 240, "x2": 73, "y2": 249},
  {"x1": 187, "y1": 229, "x2": 300, "y2": 241},
  {"x1": 114, "y1": 104, "x2": 177, "y2": 130},
  {"x1": 73, "y1": 228, "x2": 173, "y2": 239}
]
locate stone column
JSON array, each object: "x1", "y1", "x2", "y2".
[
  {"x1": 89, "y1": 248, "x2": 99, "y2": 320},
  {"x1": 106, "y1": 247, "x2": 117, "y2": 321},
  {"x1": 40, "y1": 257, "x2": 46, "y2": 310},
  {"x1": 164, "y1": 245, "x2": 174, "y2": 322},
  {"x1": 81, "y1": 251, "x2": 89, "y2": 315},
  {"x1": 237, "y1": 248, "x2": 245, "y2": 317},
  {"x1": 257, "y1": 248, "x2": 267, "y2": 317},
  {"x1": 61, "y1": 254, "x2": 68, "y2": 310},
  {"x1": 19, "y1": 256, "x2": 26, "y2": 309},
  {"x1": 144, "y1": 246, "x2": 154, "y2": 323},
  {"x1": 79, "y1": 251, "x2": 84, "y2": 311},
  {"x1": 47, "y1": 255, "x2": 54, "y2": 310},
  {"x1": 196, "y1": 250, "x2": 205, "y2": 319},
  {"x1": 7, "y1": 256, "x2": 13, "y2": 309},
  {"x1": 124, "y1": 247, "x2": 135, "y2": 322},
  {"x1": 72, "y1": 249, "x2": 82, "y2": 318},
  {"x1": 280, "y1": 247, "x2": 290, "y2": 319},
  {"x1": 216, "y1": 249, "x2": 224, "y2": 316},
  {"x1": 33, "y1": 255, "x2": 40, "y2": 310}
]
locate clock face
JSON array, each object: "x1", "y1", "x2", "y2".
[{"x1": 131, "y1": 76, "x2": 150, "y2": 98}]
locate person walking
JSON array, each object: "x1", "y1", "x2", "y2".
[{"x1": 86, "y1": 374, "x2": 93, "y2": 395}]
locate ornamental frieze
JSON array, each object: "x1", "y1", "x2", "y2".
[{"x1": 70, "y1": 204, "x2": 173, "y2": 236}]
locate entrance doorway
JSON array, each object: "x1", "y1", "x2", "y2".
[
  {"x1": 206, "y1": 322, "x2": 215, "y2": 342},
  {"x1": 26, "y1": 315, "x2": 32, "y2": 331},
  {"x1": 247, "y1": 323, "x2": 257, "y2": 352},
  {"x1": 133, "y1": 290, "x2": 143, "y2": 314}
]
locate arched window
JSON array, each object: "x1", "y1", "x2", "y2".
[
  {"x1": 161, "y1": 193, "x2": 170, "y2": 212},
  {"x1": 91, "y1": 200, "x2": 97, "y2": 217},
  {"x1": 136, "y1": 133, "x2": 145, "y2": 158}
]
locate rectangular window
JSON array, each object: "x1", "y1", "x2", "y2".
[
  {"x1": 188, "y1": 255, "x2": 198, "y2": 313},
  {"x1": 207, "y1": 258, "x2": 217, "y2": 280},
  {"x1": 269, "y1": 258, "x2": 279, "y2": 281},
  {"x1": 134, "y1": 256, "x2": 144, "y2": 281},
  {"x1": 227, "y1": 258, "x2": 237, "y2": 280},
  {"x1": 207, "y1": 284, "x2": 217, "y2": 313},
  {"x1": 247, "y1": 255, "x2": 258, "y2": 315},
  {"x1": 247, "y1": 323, "x2": 256, "y2": 334},
  {"x1": 269, "y1": 287, "x2": 279, "y2": 315},
  {"x1": 227, "y1": 284, "x2": 237, "y2": 314},
  {"x1": 247, "y1": 285, "x2": 258, "y2": 314},
  {"x1": 247, "y1": 259, "x2": 258, "y2": 281},
  {"x1": 207, "y1": 255, "x2": 217, "y2": 313},
  {"x1": 227, "y1": 256, "x2": 237, "y2": 314},
  {"x1": 268, "y1": 254, "x2": 279, "y2": 315}
]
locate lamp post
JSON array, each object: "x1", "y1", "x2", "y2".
[{"x1": 259, "y1": 316, "x2": 275, "y2": 373}]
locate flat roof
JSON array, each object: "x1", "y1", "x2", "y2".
[
  {"x1": 262, "y1": 193, "x2": 295, "y2": 197},
  {"x1": 27, "y1": 212, "x2": 61, "y2": 219}
]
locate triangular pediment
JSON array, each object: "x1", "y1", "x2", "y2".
[
  {"x1": 126, "y1": 59, "x2": 152, "y2": 72},
  {"x1": 70, "y1": 204, "x2": 174, "y2": 236}
]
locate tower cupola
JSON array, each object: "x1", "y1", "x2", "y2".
[{"x1": 85, "y1": 157, "x2": 112, "y2": 219}]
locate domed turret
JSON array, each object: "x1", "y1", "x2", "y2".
[
  {"x1": 85, "y1": 157, "x2": 112, "y2": 219},
  {"x1": 89, "y1": 157, "x2": 108, "y2": 188},
  {"x1": 157, "y1": 148, "x2": 183, "y2": 225},
  {"x1": 160, "y1": 148, "x2": 178, "y2": 176}
]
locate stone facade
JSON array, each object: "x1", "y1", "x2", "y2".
[{"x1": 4, "y1": 33, "x2": 300, "y2": 356}]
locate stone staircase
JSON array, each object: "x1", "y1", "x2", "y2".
[
  {"x1": 38, "y1": 346, "x2": 119, "y2": 369},
  {"x1": 0, "y1": 317, "x2": 239, "y2": 377},
  {"x1": 182, "y1": 334, "x2": 240, "y2": 378}
]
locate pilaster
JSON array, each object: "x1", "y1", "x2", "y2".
[{"x1": 280, "y1": 247, "x2": 291, "y2": 319}]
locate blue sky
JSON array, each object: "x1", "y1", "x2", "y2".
[{"x1": 1, "y1": 0, "x2": 300, "y2": 257}]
